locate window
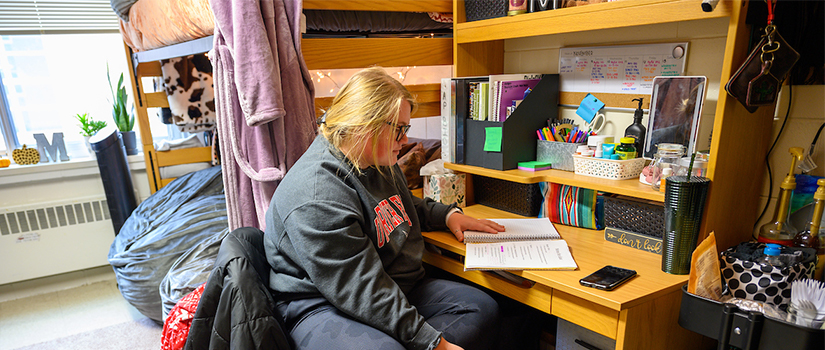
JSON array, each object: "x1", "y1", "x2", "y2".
[
  {"x1": 0, "y1": 0, "x2": 146, "y2": 161},
  {"x1": 0, "y1": 33, "x2": 131, "y2": 159}
]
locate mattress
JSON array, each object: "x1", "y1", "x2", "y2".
[{"x1": 118, "y1": 0, "x2": 214, "y2": 52}]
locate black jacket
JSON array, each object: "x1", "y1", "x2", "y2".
[{"x1": 184, "y1": 227, "x2": 290, "y2": 350}]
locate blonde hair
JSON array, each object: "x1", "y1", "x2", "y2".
[{"x1": 319, "y1": 67, "x2": 416, "y2": 174}]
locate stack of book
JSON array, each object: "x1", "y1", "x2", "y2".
[{"x1": 440, "y1": 73, "x2": 543, "y2": 164}]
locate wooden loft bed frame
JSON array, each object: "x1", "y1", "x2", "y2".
[{"x1": 124, "y1": 0, "x2": 453, "y2": 194}]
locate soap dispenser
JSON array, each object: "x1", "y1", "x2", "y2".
[
  {"x1": 758, "y1": 147, "x2": 805, "y2": 245},
  {"x1": 625, "y1": 98, "x2": 646, "y2": 157}
]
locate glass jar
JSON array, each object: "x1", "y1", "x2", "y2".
[
  {"x1": 673, "y1": 153, "x2": 710, "y2": 178},
  {"x1": 651, "y1": 143, "x2": 685, "y2": 191}
]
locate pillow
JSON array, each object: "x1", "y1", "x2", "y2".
[
  {"x1": 397, "y1": 139, "x2": 441, "y2": 190},
  {"x1": 538, "y1": 183, "x2": 603, "y2": 230}
]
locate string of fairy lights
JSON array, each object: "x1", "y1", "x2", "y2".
[{"x1": 313, "y1": 67, "x2": 416, "y2": 94}]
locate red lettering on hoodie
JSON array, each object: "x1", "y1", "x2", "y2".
[
  {"x1": 381, "y1": 201, "x2": 404, "y2": 227},
  {"x1": 374, "y1": 200, "x2": 394, "y2": 248},
  {"x1": 388, "y1": 195, "x2": 411, "y2": 226},
  {"x1": 373, "y1": 196, "x2": 412, "y2": 248}
]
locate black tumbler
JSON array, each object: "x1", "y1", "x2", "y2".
[{"x1": 661, "y1": 175, "x2": 710, "y2": 274}]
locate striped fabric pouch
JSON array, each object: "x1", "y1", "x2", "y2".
[{"x1": 538, "y1": 182, "x2": 603, "y2": 229}]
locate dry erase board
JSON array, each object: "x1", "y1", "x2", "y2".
[{"x1": 559, "y1": 43, "x2": 688, "y2": 95}]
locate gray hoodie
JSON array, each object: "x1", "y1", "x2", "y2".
[{"x1": 264, "y1": 135, "x2": 453, "y2": 350}]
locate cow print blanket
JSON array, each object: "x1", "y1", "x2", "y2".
[{"x1": 159, "y1": 53, "x2": 216, "y2": 133}]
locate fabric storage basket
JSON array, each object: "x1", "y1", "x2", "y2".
[
  {"x1": 572, "y1": 155, "x2": 646, "y2": 180},
  {"x1": 536, "y1": 140, "x2": 584, "y2": 172},
  {"x1": 474, "y1": 175, "x2": 542, "y2": 217},
  {"x1": 465, "y1": 0, "x2": 508, "y2": 22},
  {"x1": 720, "y1": 242, "x2": 816, "y2": 308},
  {"x1": 603, "y1": 195, "x2": 664, "y2": 238}
]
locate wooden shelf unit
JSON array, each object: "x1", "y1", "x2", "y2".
[
  {"x1": 446, "y1": 162, "x2": 664, "y2": 202},
  {"x1": 451, "y1": 0, "x2": 775, "y2": 252}
]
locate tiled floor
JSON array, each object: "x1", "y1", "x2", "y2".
[{"x1": 0, "y1": 266, "x2": 145, "y2": 350}]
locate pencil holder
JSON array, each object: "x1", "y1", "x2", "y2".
[{"x1": 537, "y1": 140, "x2": 583, "y2": 172}]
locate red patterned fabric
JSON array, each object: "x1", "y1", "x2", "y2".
[
  {"x1": 427, "y1": 12, "x2": 453, "y2": 23},
  {"x1": 161, "y1": 283, "x2": 206, "y2": 350}
]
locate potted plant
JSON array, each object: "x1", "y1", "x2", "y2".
[
  {"x1": 107, "y1": 64, "x2": 137, "y2": 155},
  {"x1": 74, "y1": 113, "x2": 107, "y2": 157}
]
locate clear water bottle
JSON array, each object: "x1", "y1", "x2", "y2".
[{"x1": 755, "y1": 244, "x2": 785, "y2": 268}]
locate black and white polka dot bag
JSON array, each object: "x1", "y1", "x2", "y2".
[{"x1": 720, "y1": 242, "x2": 816, "y2": 308}]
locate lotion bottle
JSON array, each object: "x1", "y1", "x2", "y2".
[{"x1": 625, "y1": 98, "x2": 647, "y2": 157}]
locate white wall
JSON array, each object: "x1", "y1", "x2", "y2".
[
  {"x1": 0, "y1": 155, "x2": 152, "y2": 284},
  {"x1": 755, "y1": 86, "x2": 825, "y2": 236}
]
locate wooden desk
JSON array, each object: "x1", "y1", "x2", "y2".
[{"x1": 422, "y1": 204, "x2": 706, "y2": 350}]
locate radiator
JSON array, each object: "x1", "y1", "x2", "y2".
[{"x1": 0, "y1": 197, "x2": 116, "y2": 285}]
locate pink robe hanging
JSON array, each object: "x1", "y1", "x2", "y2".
[{"x1": 211, "y1": 0, "x2": 316, "y2": 230}]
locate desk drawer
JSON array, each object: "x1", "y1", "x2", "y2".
[
  {"x1": 422, "y1": 251, "x2": 553, "y2": 314},
  {"x1": 552, "y1": 290, "x2": 619, "y2": 340}
]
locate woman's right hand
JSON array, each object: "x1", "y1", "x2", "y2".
[{"x1": 434, "y1": 337, "x2": 463, "y2": 350}]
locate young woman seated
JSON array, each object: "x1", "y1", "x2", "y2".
[{"x1": 264, "y1": 67, "x2": 506, "y2": 350}]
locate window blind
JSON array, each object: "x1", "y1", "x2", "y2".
[{"x1": 0, "y1": 0, "x2": 119, "y2": 34}]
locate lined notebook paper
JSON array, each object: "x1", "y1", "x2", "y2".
[
  {"x1": 464, "y1": 218, "x2": 561, "y2": 243},
  {"x1": 464, "y1": 240, "x2": 578, "y2": 271}
]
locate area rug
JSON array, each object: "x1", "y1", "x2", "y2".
[{"x1": 13, "y1": 317, "x2": 162, "y2": 350}]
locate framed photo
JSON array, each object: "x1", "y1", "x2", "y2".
[{"x1": 643, "y1": 76, "x2": 707, "y2": 159}]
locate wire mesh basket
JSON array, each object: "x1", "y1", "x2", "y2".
[
  {"x1": 465, "y1": 0, "x2": 508, "y2": 22},
  {"x1": 603, "y1": 194, "x2": 664, "y2": 238},
  {"x1": 474, "y1": 175, "x2": 542, "y2": 217}
]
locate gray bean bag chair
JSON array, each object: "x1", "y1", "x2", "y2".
[{"x1": 108, "y1": 166, "x2": 228, "y2": 322}]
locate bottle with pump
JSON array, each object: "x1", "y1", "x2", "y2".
[
  {"x1": 758, "y1": 148, "x2": 805, "y2": 245},
  {"x1": 756, "y1": 243, "x2": 785, "y2": 268},
  {"x1": 793, "y1": 178, "x2": 825, "y2": 279},
  {"x1": 625, "y1": 98, "x2": 647, "y2": 157}
]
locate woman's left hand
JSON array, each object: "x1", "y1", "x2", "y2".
[{"x1": 446, "y1": 212, "x2": 505, "y2": 242}]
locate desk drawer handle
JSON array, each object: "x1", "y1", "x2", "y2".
[{"x1": 574, "y1": 339, "x2": 604, "y2": 350}]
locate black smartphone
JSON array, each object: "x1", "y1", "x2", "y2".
[{"x1": 579, "y1": 265, "x2": 637, "y2": 291}]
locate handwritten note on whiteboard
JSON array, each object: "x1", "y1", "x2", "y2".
[{"x1": 559, "y1": 43, "x2": 688, "y2": 95}]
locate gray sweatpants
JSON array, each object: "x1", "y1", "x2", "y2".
[{"x1": 276, "y1": 278, "x2": 500, "y2": 350}]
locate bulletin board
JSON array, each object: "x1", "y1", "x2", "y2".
[{"x1": 559, "y1": 43, "x2": 688, "y2": 95}]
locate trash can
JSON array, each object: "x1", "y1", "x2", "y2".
[{"x1": 90, "y1": 126, "x2": 137, "y2": 235}]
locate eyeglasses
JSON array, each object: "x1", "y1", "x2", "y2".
[{"x1": 385, "y1": 122, "x2": 411, "y2": 142}]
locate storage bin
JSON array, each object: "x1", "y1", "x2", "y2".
[
  {"x1": 572, "y1": 155, "x2": 646, "y2": 180},
  {"x1": 474, "y1": 175, "x2": 542, "y2": 217},
  {"x1": 679, "y1": 286, "x2": 824, "y2": 350},
  {"x1": 465, "y1": 0, "x2": 508, "y2": 22},
  {"x1": 423, "y1": 174, "x2": 466, "y2": 208},
  {"x1": 603, "y1": 195, "x2": 664, "y2": 238},
  {"x1": 536, "y1": 140, "x2": 584, "y2": 172},
  {"x1": 464, "y1": 75, "x2": 559, "y2": 171}
]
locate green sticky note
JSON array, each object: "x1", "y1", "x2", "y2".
[{"x1": 484, "y1": 127, "x2": 502, "y2": 152}]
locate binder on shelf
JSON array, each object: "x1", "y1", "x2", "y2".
[
  {"x1": 465, "y1": 74, "x2": 559, "y2": 171},
  {"x1": 453, "y1": 76, "x2": 489, "y2": 164},
  {"x1": 440, "y1": 78, "x2": 455, "y2": 162}
]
